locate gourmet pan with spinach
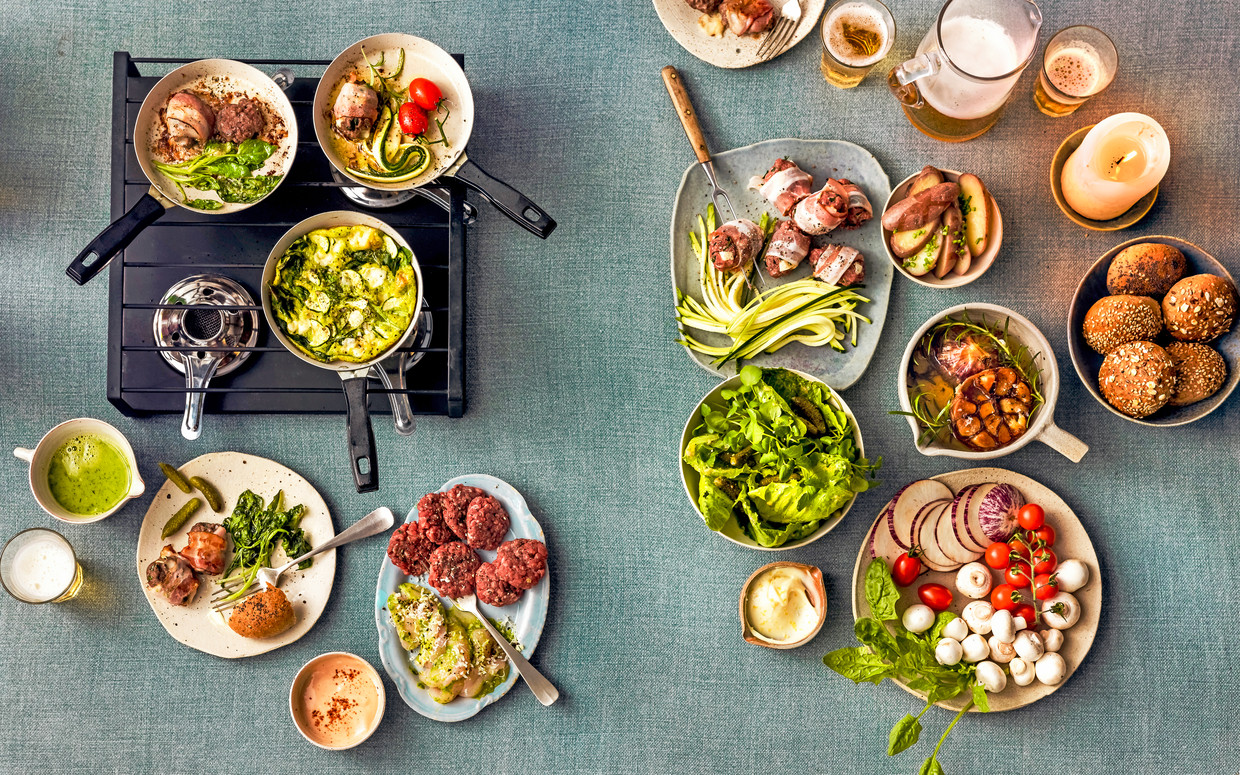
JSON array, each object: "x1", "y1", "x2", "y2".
[{"x1": 681, "y1": 366, "x2": 880, "y2": 549}]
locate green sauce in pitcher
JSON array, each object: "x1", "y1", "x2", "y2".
[{"x1": 46, "y1": 434, "x2": 131, "y2": 517}]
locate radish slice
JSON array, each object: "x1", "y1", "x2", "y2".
[
  {"x1": 890, "y1": 480, "x2": 953, "y2": 550},
  {"x1": 916, "y1": 500, "x2": 957, "y2": 571},
  {"x1": 953, "y1": 484, "x2": 990, "y2": 552},
  {"x1": 966, "y1": 483, "x2": 1025, "y2": 544},
  {"x1": 869, "y1": 503, "x2": 903, "y2": 566},
  {"x1": 936, "y1": 495, "x2": 983, "y2": 565}
]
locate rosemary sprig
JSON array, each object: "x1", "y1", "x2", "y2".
[{"x1": 891, "y1": 391, "x2": 951, "y2": 445}]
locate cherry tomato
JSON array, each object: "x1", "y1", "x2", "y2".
[
  {"x1": 1004, "y1": 561, "x2": 1033, "y2": 587},
  {"x1": 918, "y1": 583, "x2": 954, "y2": 612},
  {"x1": 1034, "y1": 573, "x2": 1059, "y2": 600},
  {"x1": 1013, "y1": 603, "x2": 1037, "y2": 624},
  {"x1": 408, "y1": 78, "x2": 443, "y2": 111},
  {"x1": 991, "y1": 583, "x2": 1021, "y2": 611},
  {"x1": 398, "y1": 102, "x2": 428, "y2": 135},
  {"x1": 984, "y1": 542, "x2": 1012, "y2": 570},
  {"x1": 1009, "y1": 532, "x2": 1033, "y2": 561},
  {"x1": 1017, "y1": 503, "x2": 1046, "y2": 530},
  {"x1": 1033, "y1": 524, "x2": 1056, "y2": 547},
  {"x1": 1032, "y1": 547, "x2": 1058, "y2": 575},
  {"x1": 892, "y1": 551, "x2": 922, "y2": 587}
]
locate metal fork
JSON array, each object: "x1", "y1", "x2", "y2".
[
  {"x1": 757, "y1": 0, "x2": 804, "y2": 60},
  {"x1": 454, "y1": 593, "x2": 560, "y2": 706},
  {"x1": 211, "y1": 506, "x2": 395, "y2": 611}
]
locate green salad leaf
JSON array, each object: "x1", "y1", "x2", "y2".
[
  {"x1": 151, "y1": 139, "x2": 281, "y2": 208},
  {"x1": 217, "y1": 489, "x2": 311, "y2": 603}
]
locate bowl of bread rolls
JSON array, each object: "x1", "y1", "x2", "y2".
[{"x1": 1068, "y1": 237, "x2": 1240, "y2": 425}]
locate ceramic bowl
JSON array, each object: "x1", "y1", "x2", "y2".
[
  {"x1": 897, "y1": 303, "x2": 1089, "y2": 462},
  {"x1": 290, "y1": 652, "x2": 386, "y2": 750},
  {"x1": 1067, "y1": 236, "x2": 1240, "y2": 425},
  {"x1": 12, "y1": 418, "x2": 146, "y2": 523},
  {"x1": 1050, "y1": 125, "x2": 1159, "y2": 231},
  {"x1": 883, "y1": 168, "x2": 1002, "y2": 289},
  {"x1": 679, "y1": 368, "x2": 865, "y2": 551},
  {"x1": 739, "y1": 561, "x2": 827, "y2": 649}
]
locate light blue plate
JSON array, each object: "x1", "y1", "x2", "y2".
[
  {"x1": 670, "y1": 138, "x2": 893, "y2": 389},
  {"x1": 374, "y1": 474, "x2": 550, "y2": 722}
]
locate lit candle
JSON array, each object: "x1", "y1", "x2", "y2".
[{"x1": 1060, "y1": 112, "x2": 1170, "y2": 221}]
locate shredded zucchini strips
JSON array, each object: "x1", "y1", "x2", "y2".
[{"x1": 676, "y1": 205, "x2": 871, "y2": 366}]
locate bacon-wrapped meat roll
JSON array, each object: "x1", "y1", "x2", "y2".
[
  {"x1": 179, "y1": 522, "x2": 228, "y2": 575},
  {"x1": 810, "y1": 245, "x2": 866, "y2": 286},
  {"x1": 794, "y1": 179, "x2": 873, "y2": 235},
  {"x1": 762, "y1": 220, "x2": 811, "y2": 278},
  {"x1": 708, "y1": 219, "x2": 764, "y2": 273},
  {"x1": 748, "y1": 158, "x2": 813, "y2": 217},
  {"x1": 721, "y1": 0, "x2": 775, "y2": 35},
  {"x1": 146, "y1": 546, "x2": 200, "y2": 606},
  {"x1": 835, "y1": 178, "x2": 873, "y2": 228}
]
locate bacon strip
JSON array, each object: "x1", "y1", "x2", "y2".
[
  {"x1": 179, "y1": 522, "x2": 228, "y2": 575},
  {"x1": 748, "y1": 159, "x2": 814, "y2": 217},
  {"x1": 793, "y1": 179, "x2": 873, "y2": 235},
  {"x1": 146, "y1": 546, "x2": 200, "y2": 606},
  {"x1": 810, "y1": 245, "x2": 866, "y2": 286},
  {"x1": 762, "y1": 220, "x2": 811, "y2": 278},
  {"x1": 707, "y1": 219, "x2": 764, "y2": 273},
  {"x1": 721, "y1": 0, "x2": 775, "y2": 35}
]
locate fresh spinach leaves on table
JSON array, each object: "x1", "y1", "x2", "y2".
[{"x1": 824, "y1": 559, "x2": 988, "y2": 774}]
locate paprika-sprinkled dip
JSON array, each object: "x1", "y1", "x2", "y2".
[{"x1": 290, "y1": 652, "x2": 386, "y2": 749}]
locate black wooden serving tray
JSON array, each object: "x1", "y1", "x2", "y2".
[{"x1": 106, "y1": 52, "x2": 466, "y2": 417}]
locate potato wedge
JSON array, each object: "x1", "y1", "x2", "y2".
[
  {"x1": 881, "y1": 182, "x2": 959, "y2": 232},
  {"x1": 936, "y1": 205, "x2": 964, "y2": 278},
  {"x1": 890, "y1": 216, "x2": 940, "y2": 258},
  {"x1": 958, "y1": 173, "x2": 991, "y2": 257},
  {"x1": 909, "y1": 166, "x2": 944, "y2": 196},
  {"x1": 902, "y1": 224, "x2": 944, "y2": 277}
]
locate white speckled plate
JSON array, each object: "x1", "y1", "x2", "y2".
[
  {"x1": 135, "y1": 452, "x2": 335, "y2": 659},
  {"x1": 851, "y1": 468, "x2": 1101, "y2": 712},
  {"x1": 652, "y1": 0, "x2": 828, "y2": 69},
  {"x1": 671, "y1": 138, "x2": 893, "y2": 387},
  {"x1": 374, "y1": 475, "x2": 549, "y2": 722}
]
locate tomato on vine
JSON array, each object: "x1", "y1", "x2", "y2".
[
  {"x1": 991, "y1": 583, "x2": 1021, "y2": 611},
  {"x1": 1032, "y1": 524, "x2": 1056, "y2": 547},
  {"x1": 1032, "y1": 547, "x2": 1057, "y2": 575},
  {"x1": 1004, "y1": 561, "x2": 1032, "y2": 587},
  {"x1": 1034, "y1": 573, "x2": 1059, "y2": 600},
  {"x1": 1017, "y1": 503, "x2": 1046, "y2": 530},
  {"x1": 1013, "y1": 602, "x2": 1037, "y2": 624},
  {"x1": 984, "y1": 542, "x2": 1012, "y2": 570}
]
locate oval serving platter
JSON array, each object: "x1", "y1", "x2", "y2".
[
  {"x1": 374, "y1": 474, "x2": 550, "y2": 722},
  {"x1": 136, "y1": 452, "x2": 336, "y2": 659},
  {"x1": 671, "y1": 138, "x2": 893, "y2": 388},
  {"x1": 850, "y1": 467, "x2": 1101, "y2": 712}
]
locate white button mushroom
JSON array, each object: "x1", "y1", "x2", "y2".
[
  {"x1": 935, "y1": 637, "x2": 963, "y2": 666},
  {"x1": 1009, "y1": 658, "x2": 1035, "y2": 686},
  {"x1": 942, "y1": 617, "x2": 969, "y2": 642},
  {"x1": 1055, "y1": 559, "x2": 1090, "y2": 593},
  {"x1": 987, "y1": 635, "x2": 1016, "y2": 664},
  {"x1": 1041, "y1": 592, "x2": 1082, "y2": 630},
  {"x1": 1013, "y1": 630, "x2": 1045, "y2": 662},
  {"x1": 962, "y1": 601, "x2": 996, "y2": 635},
  {"x1": 955, "y1": 562, "x2": 993, "y2": 600},
  {"x1": 902, "y1": 604, "x2": 936, "y2": 634},
  {"x1": 1042, "y1": 629, "x2": 1064, "y2": 653},
  {"x1": 990, "y1": 609, "x2": 1017, "y2": 644},
  {"x1": 1035, "y1": 652, "x2": 1067, "y2": 685},
  {"x1": 961, "y1": 632, "x2": 990, "y2": 663},
  {"x1": 975, "y1": 660, "x2": 1007, "y2": 693},
  {"x1": 1013, "y1": 615, "x2": 1029, "y2": 632}
]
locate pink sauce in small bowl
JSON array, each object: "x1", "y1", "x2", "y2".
[{"x1": 290, "y1": 652, "x2": 386, "y2": 749}]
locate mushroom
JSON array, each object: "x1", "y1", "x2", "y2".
[
  {"x1": 1009, "y1": 657, "x2": 1035, "y2": 686},
  {"x1": 975, "y1": 660, "x2": 1007, "y2": 693},
  {"x1": 935, "y1": 637, "x2": 963, "y2": 666},
  {"x1": 1042, "y1": 629, "x2": 1064, "y2": 653},
  {"x1": 962, "y1": 601, "x2": 995, "y2": 635},
  {"x1": 1013, "y1": 615, "x2": 1029, "y2": 632},
  {"x1": 1035, "y1": 652, "x2": 1067, "y2": 685},
  {"x1": 942, "y1": 617, "x2": 969, "y2": 642},
  {"x1": 955, "y1": 562, "x2": 993, "y2": 599},
  {"x1": 1041, "y1": 592, "x2": 1082, "y2": 630},
  {"x1": 902, "y1": 603, "x2": 936, "y2": 634},
  {"x1": 1013, "y1": 630, "x2": 1045, "y2": 662},
  {"x1": 1055, "y1": 559, "x2": 1090, "y2": 593},
  {"x1": 990, "y1": 609, "x2": 1017, "y2": 643},
  {"x1": 961, "y1": 632, "x2": 990, "y2": 663},
  {"x1": 987, "y1": 635, "x2": 1016, "y2": 664}
]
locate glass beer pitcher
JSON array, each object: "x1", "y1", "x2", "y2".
[{"x1": 888, "y1": 0, "x2": 1042, "y2": 142}]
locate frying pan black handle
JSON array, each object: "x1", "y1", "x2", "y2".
[
  {"x1": 66, "y1": 193, "x2": 167, "y2": 285},
  {"x1": 343, "y1": 376, "x2": 378, "y2": 493},
  {"x1": 451, "y1": 158, "x2": 557, "y2": 238}
]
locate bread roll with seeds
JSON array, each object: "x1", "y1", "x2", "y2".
[
  {"x1": 1098, "y1": 340, "x2": 1176, "y2": 418},
  {"x1": 1082, "y1": 295, "x2": 1163, "y2": 354},
  {"x1": 1106, "y1": 243, "x2": 1186, "y2": 297},
  {"x1": 1163, "y1": 274, "x2": 1237, "y2": 342},
  {"x1": 1165, "y1": 342, "x2": 1227, "y2": 406}
]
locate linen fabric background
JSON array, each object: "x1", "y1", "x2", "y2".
[{"x1": 0, "y1": 1, "x2": 1237, "y2": 773}]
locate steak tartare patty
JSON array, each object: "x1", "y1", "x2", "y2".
[
  {"x1": 494, "y1": 539, "x2": 547, "y2": 590},
  {"x1": 387, "y1": 521, "x2": 436, "y2": 576},
  {"x1": 427, "y1": 541, "x2": 481, "y2": 598},
  {"x1": 416, "y1": 492, "x2": 454, "y2": 545},
  {"x1": 215, "y1": 98, "x2": 266, "y2": 142},
  {"x1": 441, "y1": 484, "x2": 486, "y2": 540},
  {"x1": 475, "y1": 562, "x2": 522, "y2": 607},
  {"x1": 466, "y1": 495, "x2": 510, "y2": 551}
]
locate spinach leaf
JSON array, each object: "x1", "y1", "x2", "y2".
[
  {"x1": 888, "y1": 714, "x2": 922, "y2": 756},
  {"x1": 185, "y1": 198, "x2": 223, "y2": 211},
  {"x1": 927, "y1": 611, "x2": 958, "y2": 643},
  {"x1": 822, "y1": 647, "x2": 893, "y2": 685},
  {"x1": 864, "y1": 559, "x2": 900, "y2": 621},
  {"x1": 237, "y1": 138, "x2": 276, "y2": 168},
  {"x1": 919, "y1": 755, "x2": 946, "y2": 775},
  {"x1": 854, "y1": 617, "x2": 900, "y2": 663},
  {"x1": 218, "y1": 175, "x2": 282, "y2": 203},
  {"x1": 205, "y1": 160, "x2": 250, "y2": 179},
  {"x1": 971, "y1": 681, "x2": 990, "y2": 713}
]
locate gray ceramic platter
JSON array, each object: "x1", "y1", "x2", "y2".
[
  {"x1": 1067, "y1": 236, "x2": 1240, "y2": 426},
  {"x1": 670, "y1": 138, "x2": 893, "y2": 387}
]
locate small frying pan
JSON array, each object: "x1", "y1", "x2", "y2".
[
  {"x1": 261, "y1": 211, "x2": 425, "y2": 493},
  {"x1": 68, "y1": 58, "x2": 298, "y2": 285},
  {"x1": 313, "y1": 33, "x2": 556, "y2": 238}
]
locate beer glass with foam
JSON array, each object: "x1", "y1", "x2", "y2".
[
  {"x1": 888, "y1": 0, "x2": 1042, "y2": 142},
  {"x1": 820, "y1": 0, "x2": 895, "y2": 89},
  {"x1": 1034, "y1": 27, "x2": 1118, "y2": 117}
]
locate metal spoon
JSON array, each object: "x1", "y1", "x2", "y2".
[{"x1": 454, "y1": 593, "x2": 559, "y2": 706}]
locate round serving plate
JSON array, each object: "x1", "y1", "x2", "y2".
[
  {"x1": 374, "y1": 474, "x2": 549, "y2": 721},
  {"x1": 850, "y1": 467, "x2": 1101, "y2": 712},
  {"x1": 652, "y1": 0, "x2": 828, "y2": 69},
  {"x1": 135, "y1": 452, "x2": 336, "y2": 658}
]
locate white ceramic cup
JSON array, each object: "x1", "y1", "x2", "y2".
[{"x1": 12, "y1": 418, "x2": 146, "y2": 523}]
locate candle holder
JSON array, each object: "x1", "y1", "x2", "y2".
[{"x1": 1050, "y1": 123, "x2": 1162, "y2": 231}]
